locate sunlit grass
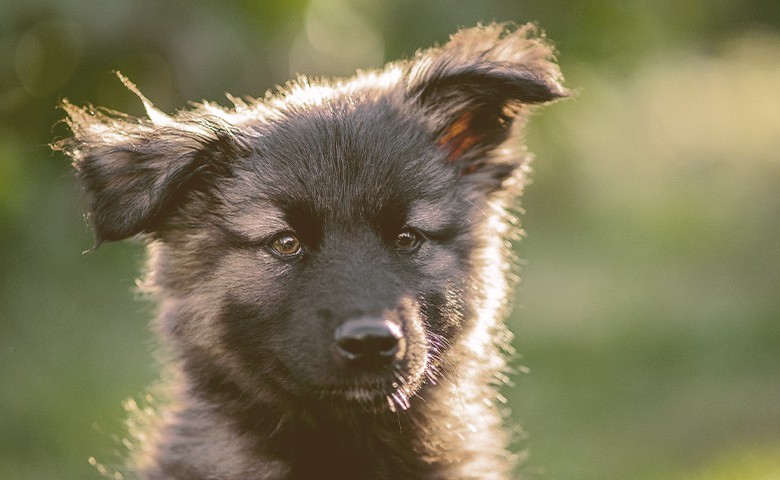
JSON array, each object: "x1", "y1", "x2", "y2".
[
  {"x1": 510, "y1": 31, "x2": 780, "y2": 480},
  {"x1": 676, "y1": 446, "x2": 780, "y2": 480}
]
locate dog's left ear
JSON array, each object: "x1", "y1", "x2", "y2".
[{"x1": 405, "y1": 23, "x2": 568, "y2": 190}]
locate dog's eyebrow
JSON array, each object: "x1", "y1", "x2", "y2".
[
  {"x1": 219, "y1": 203, "x2": 290, "y2": 243},
  {"x1": 406, "y1": 200, "x2": 460, "y2": 234}
]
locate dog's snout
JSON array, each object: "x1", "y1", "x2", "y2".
[{"x1": 334, "y1": 318, "x2": 405, "y2": 366}]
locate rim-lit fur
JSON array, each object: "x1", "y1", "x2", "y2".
[{"x1": 56, "y1": 23, "x2": 566, "y2": 480}]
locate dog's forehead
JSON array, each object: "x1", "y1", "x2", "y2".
[{"x1": 236, "y1": 99, "x2": 456, "y2": 217}]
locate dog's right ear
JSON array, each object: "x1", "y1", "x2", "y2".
[{"x1": 54, "y1": 80, "x2": 236, "y2": 244}]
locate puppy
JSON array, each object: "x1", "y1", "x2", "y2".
[{"x1": 57, "y1": 23, "x2": 566, "y2": 480}]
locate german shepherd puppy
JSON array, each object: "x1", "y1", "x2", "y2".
[{"x1": 57, "y1": 23, "x2": 566, "y2": 480}]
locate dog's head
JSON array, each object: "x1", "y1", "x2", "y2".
[{"x1": 56, "y1": 24, "x2": 565, "y2": 412}]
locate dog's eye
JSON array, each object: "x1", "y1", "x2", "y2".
[
  {"x1": 270, "y1": 233, "x2": 302, "y2": 256},
  {"x1": 395, "y1": 229, "x2": 422, "y2": 252}
]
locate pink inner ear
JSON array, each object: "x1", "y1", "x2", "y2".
[{"x1": 437, "y1": 111, "x2": 480, "y2": 163}]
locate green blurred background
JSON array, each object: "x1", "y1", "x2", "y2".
[{"x1": 2, "y1": 1, "x2": 779, "y2": 479}]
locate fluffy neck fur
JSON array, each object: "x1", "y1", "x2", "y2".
[{"x1": 140, "y1": 343, "x2": 514, "y2": 480}]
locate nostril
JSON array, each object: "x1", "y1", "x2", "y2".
[
  {"x1": 337, "y1": 337, "x2": 366, "y2": 359},
  {"x1": 334, "y1": 318, "x2": 403, "y2": 365}
]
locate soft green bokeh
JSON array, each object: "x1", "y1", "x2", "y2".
[{"x1": 1, "y1": 1, "x2": 778, "y2": 479}]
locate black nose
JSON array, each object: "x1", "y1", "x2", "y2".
[{"x1": 334, "y1": 318, "x2": 404, "y2": 366}]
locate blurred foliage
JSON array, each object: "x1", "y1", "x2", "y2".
[{"x1": 1, "y1": 1, "x2": 779, "y2": 479}]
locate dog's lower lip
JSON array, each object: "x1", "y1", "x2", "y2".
[
  {"x1": 319, "y1": 380, "x2": 400, "y2": 400},
  {"x1": 321, "y1": 384, "x2": 393, "y2": 395}
]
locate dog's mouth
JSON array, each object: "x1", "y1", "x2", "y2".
[
  {"x1": 316, "y1": 369, "x2": 423, "y2": 412},
  {"x1": 318, "y1": 384, "x2": 411, "y2": 412}
]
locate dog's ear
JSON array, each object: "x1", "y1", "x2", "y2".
[
  {"x1": 54, "y1": 77, "x2": 236, "y2": 244},
  {"x1": 405, "y1": 23, "x2": 567, "y2": 190}
]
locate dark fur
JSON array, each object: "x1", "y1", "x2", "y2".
[{"x1": 55, "y1": 23, "x2": 566, "y2": 480}]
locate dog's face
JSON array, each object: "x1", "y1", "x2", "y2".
[
  {"x1": 206, "y1": 103, "x2": 474, "y2": 409},
  {"x1": 57, "y1": 24, "x2": 566, "y2": 412}
]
